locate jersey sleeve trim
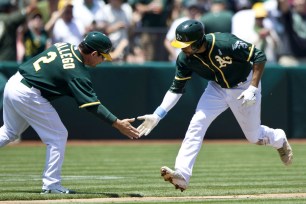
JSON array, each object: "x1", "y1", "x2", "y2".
[
  {"x1": 247, "y1": 44, "x2": 255, "y2": 62},
  {"x1": 71, "y1": 45, "x2": 83, "y2": 63},
  {"x1": 175, "y1": 76, "x2": 192, "y2": 80},
  {"x1": 79, "y1": 101, "x2": 101, "y2": 108}
]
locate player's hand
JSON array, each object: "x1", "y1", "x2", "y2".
[
  {"x1": 112, "y1": 118, "x2": 140, "y2": 139},
  {"x1": 237, "y1": 85, "x2": 258, "y2": 107},
  {"x1": 137, "y1": 114, "x2": 161, "y2": 137}
]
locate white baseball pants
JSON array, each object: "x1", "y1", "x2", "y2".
[
  {"x1": 0, "y1": 72, "x2": 68, "y2": 189},
  {"x1": 175, "y1": 72, "x2": 286, "y2": 184}
]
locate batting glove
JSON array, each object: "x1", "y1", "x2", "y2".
[
  {"x1": 237, "y1": 85, "x2": 258, "y2": 107},
  {"x1": 137, "y1": 114, "x2": 161, "y2": 137}
]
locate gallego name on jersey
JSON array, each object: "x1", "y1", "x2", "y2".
[{"x1": 54, "y1": 43, "x2": 75, "y2": 69}]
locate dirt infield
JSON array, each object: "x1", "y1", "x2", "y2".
[{"x1": 2, "y1": 193, "x2": 306, "y2": 203}]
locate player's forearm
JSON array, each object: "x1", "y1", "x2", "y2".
[
  {"x1": 251, "y1": 48, "x2": 266, "y2": 87},
  {"x1": 154, "y1": 91, "x2": 182, "y2": 119},
  {"x1": 251, "y1": 62, "x2": 265, "y2": 87},
  {"x1": 160, "y1": 91, "x2": 182, "y2": 112}
]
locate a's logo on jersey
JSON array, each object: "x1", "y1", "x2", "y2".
[
  {"x1": 232, "y1": 41, "x2": 248, "y2": 50},
  {"x1": 215, "y1": 56, "x2": 232, "y2": 68}
]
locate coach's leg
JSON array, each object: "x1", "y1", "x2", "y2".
[
  {"x1": 175, "y1": 82, "x2": 228, "y2": 184},
  {"x1": 25, "y1": 100, "x2": 68, "y2": 190},
  {"x1": 0, "y1": 73, "x2": 29, "y2": 147},
  {"x1": 8, "y1": 77, "x2": 68, "y2": 189}
]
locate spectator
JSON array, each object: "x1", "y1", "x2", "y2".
[
  {"x1": 167, "y1": 0, "x2": 185, "y2": 25},
  {"x1": 233, "y1": 0, "x2": 252, "y2": 12},
  {"x1": 0, "y1": 1, "x2": 37, "y2": 61},
  {"x1": 126, "y1": 44, "x2": 146, "y2": 63},
  {"x1": 96, "y1": 0, "x2": 133, "y2": 61},
  {"x1": 164, "y1": 0, "x2": 204, "y2": 62},
  {"x1": 129, "y1": 0, "x2": 170, "y2": 61},
  {"x1": 17, "y1": 9, "x2": 52, "y2": 62},
  {"x1": 0, "y1": 0, "x2": 36, "y2": 109},
  {"x1": 73, "y1": 0, "x2": 105, "y2": 33},
  {"x1": 249, "y1": 2, "x2": 280, "y2": 63},
  {"x1": 231, "y1": 1, "x2": 255, "y2": 42},
  {"x1": 262, "y1": 0, "x2": 289, "y2": 64},
  {"x1": 201, "y1": 0, "x2": 234, "y2": 34},
  {"x1": 231, "y1": 1, "x2": 275, "y2": 45},
  {"x1": 197, "y1": 0, "x2": 213, "y2": 12},
  {"x1": 51, "y1": 0, "x2": 85, "y2": 45},
  {"x1": 278, "y1": 0, "x2": 306, "y2": 66}
]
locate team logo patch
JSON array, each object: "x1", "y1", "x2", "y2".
[
  {"x1": 215, "y1": 56, "x2": 232, "y2": 68},
  {"x1": 176, "y1": 33, "x2": 183, "y2": 41},
  {"x1": 232, "y1": 40, "x2": 248, "y2": 50}
]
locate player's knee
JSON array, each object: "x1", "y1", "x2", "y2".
[
  {"x1": 59, "y1": 128, "x2": 68, "y2": 140},
  {"x1": 0, "y1": 126, "x2": 20, "y2": 145},
  {"x1": 191, "y1": 110, "x2": 213, "y2": 124}
]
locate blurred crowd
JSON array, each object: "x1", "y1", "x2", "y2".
[{"x1": 0, "y1": 0, "x2": 306, "y2": 66}]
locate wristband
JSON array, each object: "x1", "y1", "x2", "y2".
[
  {"x1": 248, "y1": 85, "x2": 258, "y2": 93},
  {"x1": 154, "y1": 106, "x2": 167, "y2": 119}
]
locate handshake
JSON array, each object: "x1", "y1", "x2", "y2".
[
  {"x1": 112, "y1": 113, "x2": 161, "y2": 140},
  {"x1": 114, "y1": 106, "x2": 166, "y2": 139},
  {"x1": 136, "y1": 106, "x2": 166, "y2": 137}
]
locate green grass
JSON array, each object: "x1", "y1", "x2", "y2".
[{"x1": 0, "y1": 141, "x2": 306, "y2": 203}]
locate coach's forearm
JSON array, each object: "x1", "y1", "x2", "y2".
[{"x1": 86, "y1": 104, "x2": 117, "y2": 125}]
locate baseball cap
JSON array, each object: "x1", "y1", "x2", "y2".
[
  {"x1": 252, "y1": 2, "x2": 267, "y2": 18},
  {"x1": 83, "y1": 31, "x2": 113, "y2": 61},
  {"x1": 29, "y1": 8, "x2": 42, "y2": 19},
  {"x1": 58, "y1": 0, "x2": 73, "y2": 11}
]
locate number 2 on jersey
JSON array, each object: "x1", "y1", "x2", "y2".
[{"x1": 33, "y1": 52, "x2": 57, "y2": 71}]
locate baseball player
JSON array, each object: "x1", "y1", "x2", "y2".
[
  {"x1": 137, "y1": 20, "x2": 293, "y2": 192},
  {"x1": 0, "y1": 31, "x2": 139, "y2": 194}
]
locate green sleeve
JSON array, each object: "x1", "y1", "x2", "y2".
[
  {"x1": 251, "y1": 47, "x2": 267, "y2": 64},
  {"x1": 229, "y1": 34, "x2": 266, "y2": 64},
  {"x1": 169, "y1": 54, "x2": 192, "y2": 93},
  {"x1": 85, "y1": 104, "x2": 117, "y2": 125}
]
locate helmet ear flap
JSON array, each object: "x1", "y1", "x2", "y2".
[{"x1": 191, "y1": 35, "x2": 205, "y2": 51}]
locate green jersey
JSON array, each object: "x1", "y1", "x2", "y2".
[
  {"x1": 170, "y1": 33, "x2": 267, "y2": 93},
  {"x1": 18, "y1": 42, "x2": 117, "y2": 124}
]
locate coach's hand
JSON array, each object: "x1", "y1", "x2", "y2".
[
  {"x1": 112, "y1": 118, "x2": 140, "y2": 139},
  {"x1": 237, "y1": 85, "x2": 258, "y2": 107},
  {"x1": 137, "y1": 114, "x2": 161, "y2": 137}
]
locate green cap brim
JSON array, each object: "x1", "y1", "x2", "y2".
[
  {"x1": 101, "y1": 53, "x2": 112, "y2": 61},
  {"x1": 171, "y1": 39, "x2": 197, "y2": 48}
]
